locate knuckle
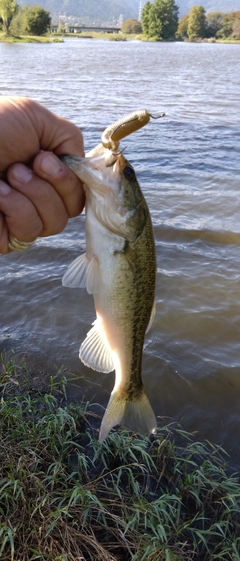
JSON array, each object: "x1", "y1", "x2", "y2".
[
  {"x1": 54, "y1": 213, "x2": 68, "y2": 234},
  {"x1": 43, "y1": 213, "x2": 68, "y2": 236}
]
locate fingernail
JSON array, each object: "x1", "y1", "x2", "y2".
[
  {"x1": 12, "y1": 164, "x2": 33, "y2": 183},
  {"x1": 40, "y1": 153, "x2": 62, "y2": 176},
  {"x1": 0, "y1": 181, "x2": 11, "y2": 195}
]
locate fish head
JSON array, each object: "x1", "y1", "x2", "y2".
[
  {"x1": 61, "y1": 146, "x2": 120, "y2": 198},
  {"x1": 61, "y1": 147, "x2": 139, "y2": 201},
  {"x1": 62, "y1": 147, "x2": 147, "y2": 239}
]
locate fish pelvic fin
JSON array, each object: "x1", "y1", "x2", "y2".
[{"x1": 99, "y1": 389, "x2": 157, "y2": 443}]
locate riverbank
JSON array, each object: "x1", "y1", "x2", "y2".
[
  {"x1": 0, "y1": 31, "x2": 126, "y2": 42},
  {"x1": 51, "y1": 32, "x2": 240, "y2": 43},
  {"x1": 0, "y1": 32, "x2": 63, "y2": 43},
  {"x1": 0, "y1": 351, "x2": 240, "y2": 560},
  {"x1": 1, "y1": 31, "x2": 239, "y2": 43}
]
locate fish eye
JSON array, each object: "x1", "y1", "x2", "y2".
[{"x1": 123, "y1": 166, "x2": 135, "y2": 181}]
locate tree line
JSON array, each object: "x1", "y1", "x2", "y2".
[
  {"x1": 122, "y1": 0, "x2": 240, "y2": 42},
  {"x1": 0, "y1": 0, "x2": 51, "y2": 35},
  {"x1": 1, "y1": 0, "x2": 240, "y2": 40},
  {"x1": 177, "y1": 7, "x2": 240, "y2": 41}
]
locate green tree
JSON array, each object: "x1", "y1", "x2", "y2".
[
  {"x1": 232, "y1": 12, "x2": 240, "y2": 38},
  {"x1": 187, "y1": 5, "x2": 206, "y2": 40},
  {"x1": 10, "y1": 3, "x2": 25, "y2": 34},
  {"x1": 22, "y1": 4, "x2": 51, "y2": 35},
  {"x1": 121, "y1": 18, "x2": 142, "y2": 34},
  {"x1": 205, "y1": 11, "x2": 223, "y2": 38},
  {"x1": 142, "y1": 0, "x2": 178, "y2": 40},
  {"x1": 177, "y1": 14, "x2": 188, "y2": 39},
  {"x1": 0, "y1": 0, "x2": 18, "y2": 34},
  {"x1": 216, "y1": 11, "x2": 240, "y2": 39},
  {"x1": 141, "y1": 1, "x2": 152, "y2": 36}
]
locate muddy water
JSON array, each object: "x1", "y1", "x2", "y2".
[{"x1": 0, "y1": 40, "x2": 240, "y2": 465}]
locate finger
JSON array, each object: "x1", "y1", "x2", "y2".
[
  {"x1": 22, "y1": 98, "x2": 85, "y2": 156},
  {"x1": 0, "y1": 97, "x2": 84, "y2": 172},
  {"x1": 0, "y1": 179, "x2": 43, "y2": 242},
  {"x1": 7, "y1": 164, "x2": 69, "y2": 237},
  {"x1": 0, "y1": 97, "x2": 40, "y2": 170},
  {"x1": 0, "y1": 210, "x2": 11, "y2": 254},
  {"x1": 32, "y1": 151, "x2": 85, "y2": 217}
]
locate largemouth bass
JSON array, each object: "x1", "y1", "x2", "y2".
[{"x1": 62, "y1": 144, "x2": 157, "y2": 442}]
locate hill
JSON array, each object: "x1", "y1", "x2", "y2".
[
  {"x1": 177, "y1": 0, "x2": 240, "y2": 16},
  {"x1": 18, "y1": 0, "x2": 240, "y2": 22},
  {"x1": 18, "y1": 0, "x2": 140, "y2": 24}
]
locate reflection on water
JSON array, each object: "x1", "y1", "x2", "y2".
[{"x1": 0, "y1": 40, "x2": 240, "y2": 466}]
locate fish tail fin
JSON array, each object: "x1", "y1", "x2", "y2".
[{"x1": 99, "y1": 390, "x2": 157, "y2": 443}]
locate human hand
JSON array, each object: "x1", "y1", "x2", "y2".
[{"x1": 0, "y1": 96, "x2": 85, "y2": 254}]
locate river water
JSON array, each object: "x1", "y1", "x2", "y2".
[{"x1": 0, "y1": 39, "x2": 240, "y2": 465}]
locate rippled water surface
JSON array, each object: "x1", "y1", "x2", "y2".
[{"x1": 0, "y1": 40, "x2": 240, "y2": 464}]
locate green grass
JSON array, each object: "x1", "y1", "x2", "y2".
[
  {"x1": 216, "y1": 38, "x2": 240, "y2": 44},
  {"x1": 1, "y1": 31, "x2": 239, "y2": 44},
  {"x1": 0, "y1": 351, "x2": 240, "y2": 560},
  {"x1": 53, "y1": 31, "x2": 129, "y2": 41},
  {"x1": 0, "y1": 32, "x2": 63, "y2": 43}
]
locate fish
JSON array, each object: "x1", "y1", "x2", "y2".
[{"x1": 62, "y1": 143, "x2": 157, "y2": 442}]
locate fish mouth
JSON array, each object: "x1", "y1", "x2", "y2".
[
  {"x1": 64, "y1": 149, "x2": 122, "y2": 195},
  {"x1": 83, "y1": 150, "x2": 121, "y2": 192},
  {"x1": 114, "y1": 152, "x2": 123, "y2": 166},
  {"x1": 62, "y1": 149, "x2": 128, "y2": 196},
  {"x1": 116, "y1": 152, "x2": 128, "y2": 173}
]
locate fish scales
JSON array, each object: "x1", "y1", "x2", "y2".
[
  {"x1": 104, "y1": 209, "x2": 155, "y2": 397},
  {"x1": 61, "y1": 145, "x2": 157, "y2": 442}
]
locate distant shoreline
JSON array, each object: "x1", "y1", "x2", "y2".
[{"x1": 0, "y1": 31, "x2": 240, "y2": 44}]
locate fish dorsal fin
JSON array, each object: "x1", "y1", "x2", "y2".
[
  {"x1": 62, "y1": 253, "x2": 101, "y2": 294},
  {"x1": 79, "y1": 319, "x2": 114, "y2": 373},
  {"x1": 146, "y1": 299, "x2": 156, "y2": 334}
]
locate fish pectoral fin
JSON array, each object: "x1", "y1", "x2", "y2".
[
  {"x1": 79, "y1": 319, "x2": 114, "y2": 373},
  {"x1": 146, "y1": 299, "x2": 156, "y2": 334},
  {"x1": 62, "y1": 253, "x2": 88, "y2": 289},
  {"x1": 99, "y1": 390, "x2": 157, "y2": 443},
  {"x1": 62, "y1": 253, "x2": 101, "y2": 294}
]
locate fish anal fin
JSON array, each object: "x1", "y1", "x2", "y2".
[
  {"x1": 79, "y1": 319, "x2": 114, "y2": 373},
  {"x1": 99, "y1": 390, "x2": 157, "y2": 443},
  {"x1": 62, "y1": 253, "x2": 101, "y2": 294}
]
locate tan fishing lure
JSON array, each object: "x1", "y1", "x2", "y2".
[{"x1": 101, "y1": 109, "x2": 166, "y2": 151}]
